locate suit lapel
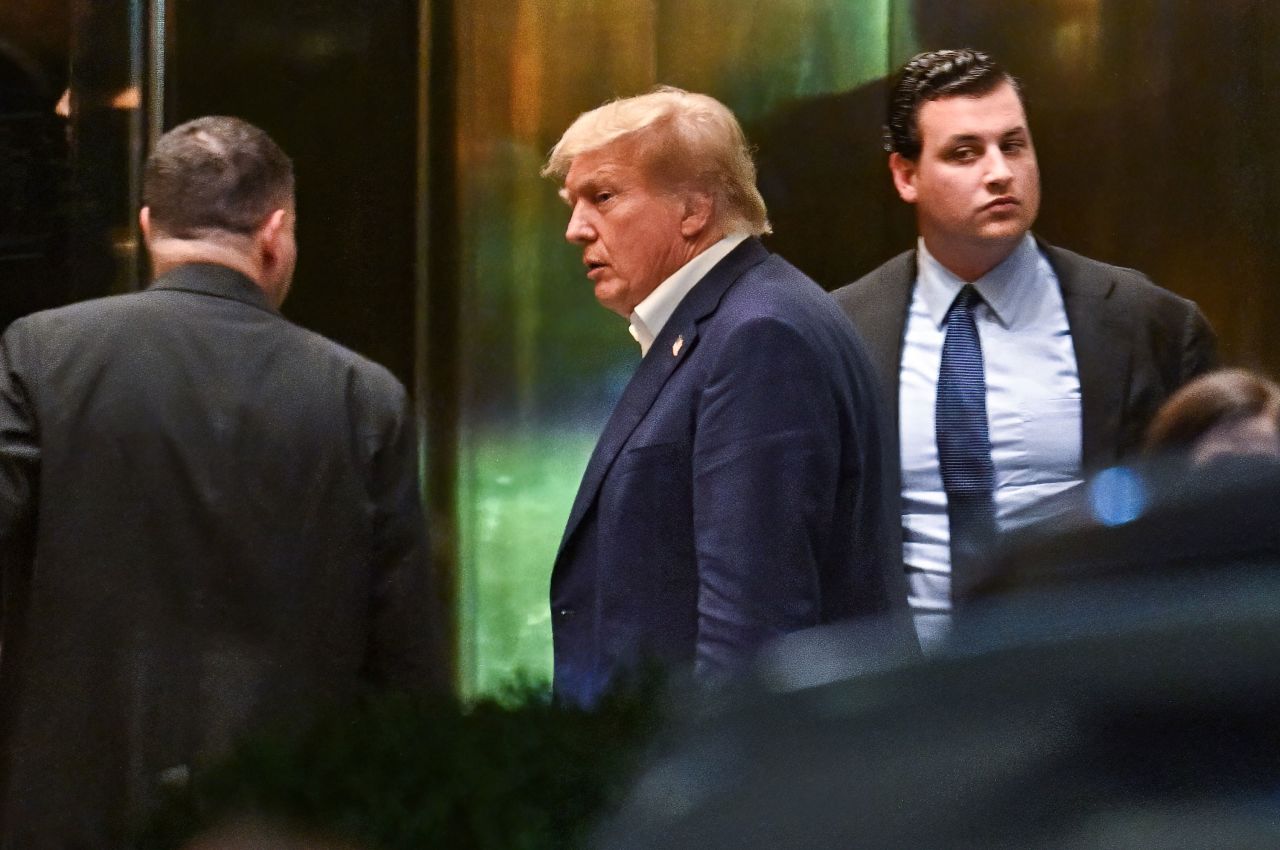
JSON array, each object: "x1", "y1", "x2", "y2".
[
  {"x1": 857, "y1": 251, "x2": 915, "y2": 434},
  {"x1": 557, "y1": 239, "x2": 770, "y2": 555},
  {"x1": 1044, "y1": 242, "x2": 1132, "y2": 470}
]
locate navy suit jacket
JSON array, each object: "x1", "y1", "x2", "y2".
[{"x1": 551, "y1": 238, "x2": 908, "y2": 705}]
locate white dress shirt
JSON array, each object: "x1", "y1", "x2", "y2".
[
  {"x1": 628, "y1": 233, "x2": 749, "y2": 356},
  {"x1": 900, "y1": 234, "x2": 1082, "y2": 648}
]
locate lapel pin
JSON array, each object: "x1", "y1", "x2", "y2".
[{"x1": 672, "y1": 335, "x2": 684, "y2": 357}]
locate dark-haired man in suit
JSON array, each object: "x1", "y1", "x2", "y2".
[
  {"x1": 834, "y1": 50, "x2": 1216, "y2": 648},
  {"x1": 545, "y1": 87, "x2": 907, "y2": 707},
  {"x1": 0, "y1": 116, "x2": 445, "y2": 848}
]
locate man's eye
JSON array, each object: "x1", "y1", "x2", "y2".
[
  {"x1": 595, "y1": 191, "x2": 614, "y2": 203},
  {"x1": 1001, "y1": 140, "x2": 1026, "y2": 154},
  {"x1": 949, "y1": 148, "x2": 977, "y2": 162}
]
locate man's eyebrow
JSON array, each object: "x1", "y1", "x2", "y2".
[
  {"x1": 941, "y1": 126, "x2": 1028, "y2": 146},
  {"x1": 941, "y1": 133, "x2": 983, "y2": 147},
  {"x1": 562, "y1": 174, "x2": 607, "y2": 204},
  {"x1": 560, "y1": 180, "x2": 592, "y2": 205}
]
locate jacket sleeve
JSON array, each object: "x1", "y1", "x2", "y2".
[
  {"x1": 690, "y1": 316, "x2": 845, "y2": 677},
  {"x1": 362, "y1": 382, "x2": 451, "y2": 695},
  {"x1": 0, "y1": 324, "x2": 40, "y2": 616}
]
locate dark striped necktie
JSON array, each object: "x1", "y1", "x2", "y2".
[{"x1": 936, "y1": 284, "x2": 996, "y2": 602}]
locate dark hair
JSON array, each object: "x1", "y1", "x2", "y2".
[
  {"x1": 884, "y1": 48, "x2": 1022, "y2": 160},
  {"x1": 1144, "y1": 369, "x2": 1280, "y2": 457},
  {"x1": 143, "y1": 116, "x2": 294, "y2": 239}
]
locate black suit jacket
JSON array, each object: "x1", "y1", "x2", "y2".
[
  {"x1": 552, "y1": 239, "x2": 909, "y2": 707},
  {"x1": 833, "y1": 241, "x2": 1217, "y2": 586},
  {"x1": 0, "y1": 264, "x2": 444, "y2": 848}
]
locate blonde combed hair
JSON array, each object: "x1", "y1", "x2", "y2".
[{"x1": 542, "y1": 86, "x2": 771, "y2": 236}]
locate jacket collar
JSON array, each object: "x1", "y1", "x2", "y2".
[{"x1": 148, "y1": 263, "x2": 279, "y2": 315}]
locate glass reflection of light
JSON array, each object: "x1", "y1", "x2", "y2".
[
  {"x1": 1088, "y1": 466, "x2": 1147, "y2": 527},
  {"x1": 1052, "y1": 0, "x2": 1102, "y2": 81}
]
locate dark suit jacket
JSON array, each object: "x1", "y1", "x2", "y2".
[
  {"x1": 551, "y1": 238, "x2": 908, "y2": 707},
  {"x1": 832, "y1": 240, "x2": 1217, "y2": 590},
  {"x1": 0, "y1": 263, "x2": 444, "y2": 848}
]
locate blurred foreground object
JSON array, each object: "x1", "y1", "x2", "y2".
[
  {"x1": 140, "y1": 683, "x2": 661, "y2": 850},
  {"x1": 979, "y1": 454, "x2": 1280, "y2": 600},
  {"x1": 181, "y1": 818, "x2": 367, "y2": 850},
  {"x1": 595, "y1": 493, "x2": 1280, "y2": 847}
]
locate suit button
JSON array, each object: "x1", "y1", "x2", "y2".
[{"x1": 556, "y1": 608, "x2": 575, "y2": 619}]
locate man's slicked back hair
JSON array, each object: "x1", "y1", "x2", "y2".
[
  {"x1": 143, "y1": 116, "x2": 294, "y2": 239},
  {"x1": 884, "y1": 48, "x2": 1022, "y2": 160}
]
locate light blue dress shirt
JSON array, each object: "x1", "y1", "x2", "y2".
[{"x1": 900, "y1": 234, "x2": 1082, "y2": 648}]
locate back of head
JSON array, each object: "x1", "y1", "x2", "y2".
[
  {"x1": 885, "y1": 48, "x2": 1021, "y2": 159},
  {"x1": 1144, "y1": 368, "x2": 1280, "y2": 462},
  {"x1": 143, "y1": 116, "x2": 294, "y2": 240},
  {"x1": 543, "y1": 86, "x2": 771, "y2": 236}
]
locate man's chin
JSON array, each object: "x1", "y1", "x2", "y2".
[
  {"x1": 977, "y1": 220, "x2": 1033, "y2": 244},
  {"x1": 594, "y1": 285, "x2": 631, "y2": 318}
]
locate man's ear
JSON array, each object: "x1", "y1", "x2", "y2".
[
  {"x1": 679, "y1": 191, "x2": 713, "y2": 238},
  {"x1": 889, "y1": 152, "x2": 919, "y2": 204},
  {"x1": 139, "y1": 207, "x2": 152, "y2": 243},
  {"x1": 257, "y1": 208, "x2": 288, "y2": 260}
]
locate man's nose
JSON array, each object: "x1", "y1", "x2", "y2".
[
  {"x1": 565, "y1": 203, "x2": 595, "y2": 244},
  {"x1": 985, "y1": 151, "x2": 1014, "y2": 187}
]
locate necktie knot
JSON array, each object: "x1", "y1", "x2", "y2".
[{"x1": 949, "y1": 284, "x2": 982, "y2": 318}]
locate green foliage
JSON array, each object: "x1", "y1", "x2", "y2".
[{"x1": 136, "y1": 681, "x2": 663, "y2": 850}]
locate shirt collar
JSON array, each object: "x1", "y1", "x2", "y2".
[
  {"x1": 629, "y1": 233, "x2": 749, "y2": 356},
  {"x1": 916, "y1": 233, "x2": 1041, "y2": 329}
]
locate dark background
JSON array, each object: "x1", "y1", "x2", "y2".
[{"x1": 2, "y1": 0, "x2": 1277, "y2": 691}]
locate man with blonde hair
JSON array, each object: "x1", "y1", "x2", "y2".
[{"x1": 545, "y1": 87, "x2": 907, "y2": 706}]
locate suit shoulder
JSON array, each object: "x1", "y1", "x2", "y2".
[
  {"x1": 712, "y1": 258, "x2": 870, "y2": 362},
  {"x1": 832, "y1": 249, "x2": 914, "y2": 309},
  {"x1": 9, "y1": 291, "x2": 149, "y2": 331},
  {"x1": 3, "y1": 293, "x2": 158, "y2": 363},
  {"x1": 1045, "y1": 243, "x2": 1147, "y2": 284},
  {"x1": 287, "y1": 325, "x2": 407, "y2": 401},
  {"x1": 1046, "y1": 244, "x2": 1202, "y2": 314},
  {"x1": 723, "y1": 253, "x2": 846, "y2": 325}
]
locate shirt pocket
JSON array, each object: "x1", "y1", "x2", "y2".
[{"x1": 1005, "y1": 396, "x2": 1082, "y2": 487}]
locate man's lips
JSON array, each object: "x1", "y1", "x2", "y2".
[
  {"x1": 585, "y1": 260, "x2": 608, "y2": 280},
  {"x1": 982, "y1": 196, "x2": 1019, "y2": 211}
]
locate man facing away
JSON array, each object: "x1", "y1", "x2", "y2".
[
  {"x1": 834, "y1": 49, "x2": 1216, "y2": 648},
  {"x1": 0, "y1": 116, "x2": 446, "y2": 848},
  {"x1": 544, "y1": 87, "x2": 909, "y2": 707}
]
